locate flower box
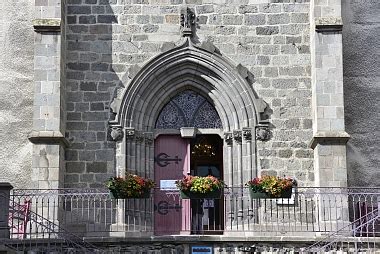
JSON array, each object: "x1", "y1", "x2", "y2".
[
  {"x1": 106, "y1": 173, "x2": 155, "y2": 199},
  {"x1": 249, "y1": 188, "x2": 292, "y2": 199},
  {"x1": 110, "y1": 189, "x2": 151, "y2": 199},
  {"x1": 176, "y1": 175, "x2": 224, "y2": 200},
  {"x1": 246, "y1": 175, "x2": 295, "y2": 199},
  {"x1": 180, "y1": 189, "x2": 222, "y2": 199}
]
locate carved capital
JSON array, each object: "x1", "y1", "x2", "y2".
[
  {"x1": 110, "y1": 126, "x2": 124, "y2": 142},
  {"x1": 144, "y1": 132, "x2": 154, "y2": 145},
  {"x1": 125, "y1": 128, "x2": 135, "y2": 140},
  {"x1": 242, "y1": 128, "x2": 252, "y2": 142},
  {"x1": 224, "y1": 132, "x2": 233, "y2": 146},
  {"x1": 256, "y1": 126, "x2": 271, "y2": 141},
  {"x1": 135, "y1": 131, "x2": 145, "y2": 143},
  {"x1": 233, "y1": 130, "x2": 242, "y2": 143}
]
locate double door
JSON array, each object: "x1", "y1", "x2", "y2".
[{"x1": 154, "y1": 135, "x2": 223, "y2": 235}]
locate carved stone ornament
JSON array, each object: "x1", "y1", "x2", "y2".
[
  {"x1": 110, "y1": 127, "x2": 124, "y2": 141},
  {"x1": 242, "y1": 128, "x2": 252, "y2": 141},
  {"x1": 125, "y1": 128, "x2": 135, "y2": 139},
  {"x1": 144, "y1": 132, "x2": 154, "y2": 145},
  {"x1": 135, "y1": 131, "x2": 145, "y2": 143},
  {"x1": 224, "y1": 132, "x2": 233, "y2": 146},
  {"x1": 256, "y1": 126, "x2": 271, "y2": 141},
  {"x1": 180, "y1": 7, "x2": 195, "y2": 37},
  {"x1": 233, "y1": 130, "x2": 242, "y2": 143}
]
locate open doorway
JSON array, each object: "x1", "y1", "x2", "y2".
[{"x1": 190, "y1": 135, "x2": 224, "y2": 234}]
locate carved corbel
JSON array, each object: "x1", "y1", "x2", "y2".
[
  {"x1": 256, "y1": 126, "x2": 271, "y2": 141},
  {"x1": 110, "y1": 126, "x2": 124, "y2": 142},
  {"x1": 233, "y1": 130, "x2": 242, "y2": 143},
  {"x1": 224, "y1": 132, "x2": 233, "y2": 146}
]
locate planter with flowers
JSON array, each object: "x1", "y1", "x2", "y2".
[
  {"x1": 176, "y1": 175, "x2": 224, "y2": 199},
  {"x1": 106, "y1": 173, "x2": 155, "y2": 199},
  {"x1": 246, "y1": 175, "x2": 296, "y2": 199}
]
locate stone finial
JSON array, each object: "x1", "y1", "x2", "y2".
[
  {"x1": 110, "y1": 126, "x2": 124, "y2": 141},
  {"x1": 242, "y1": 127, "x2": 252, "y2": 141},
  {"x1": 233, "y1": 130, "x2": 242, "y2": 143},
  {"x1": 256, "y1": 126, "x2": 271, "y2": 141},
  {"x1": 180, "y1": 8, "x2": 195, "y2": 37},
  {"x1": 224, "y1": 132, "x2": 233, "y2": 146}
]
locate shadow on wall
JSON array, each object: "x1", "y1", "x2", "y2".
[{"x1": 65, "y1": 0, "x2": 121, "y2": 188}]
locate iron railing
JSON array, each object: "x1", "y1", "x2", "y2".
[{"x1": 6, "y1": 187, "x2": 380, "y2": 238}]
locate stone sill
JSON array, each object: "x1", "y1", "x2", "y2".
[
  {"x1": 33, "y1": 18, "x2": 61, "y2": 32},
  {"x1": 28, "y1": 131, "x2": 70, "y2": 147},
  {"x1": 309, "y1": 131, "x2": 350, "y2": 149},
  {"x1": 315, "y1": 17, "x2": 343, "y2": 32}
]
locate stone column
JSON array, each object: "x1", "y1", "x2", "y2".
[
  {"x1": 309, "y1": 0, "x2": 350, "y2": 232},
  {"x1": 0, "y1": 183, "x2": 13, "y2": 239}
]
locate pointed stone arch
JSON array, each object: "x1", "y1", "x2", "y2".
[{"x1": 110, "y1": 39, "x2": 268, "y2": 132}]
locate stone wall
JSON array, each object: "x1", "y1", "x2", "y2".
[
  {"x1": 64, "y1": 0, "x2": 314, "y2": 187},
  {"x1": 342, "y1": 0, "x2": 380, "y2": 187},
  {"x1": 0, "y1": 0, "x2": 35, "y2": 188}
]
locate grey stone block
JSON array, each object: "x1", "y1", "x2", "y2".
[
  {"x1": 67, "y1": 6, "x2": 91, "y2": 15},
  {"x1": 85, "y1": 142, "x2": 102, "y2": 150},
  {"x1": 90, "y1": 102, "x2": 105, "y2": 111},
  {"x1": 88, "y1": 122, "x2": 106, "y2": 131},
  {"x1": 86, "y1": 162, "x2": 107, "y2": 173},
  {"x1": 244, "y1": 14, "x2": 265, "y2": 25},
  {"x1": 82, "y1": 111, "x2": 109, "y2": 121},
  {"x1": 256, "y1": 26, "x2": 279, "y2": 35},
  {"x1": 68, "y1": 62, "x2": 90, "y2": 71},
  {"x1": 65, "y1": 174, "x2": 79, "y2": 183},
  {"x1": 75, "y1": 102, "x2": 90, "y2": 111},
  {"x1": 238, "y1": 5, "x2": 258, "y2": 14},
  {"x1": 83, "y1": 92, "x2": 111, "y2": 102},
  {"x1": 89, "y1": 25, "x2": 110, "y2": 34},
  {"x1": 91, "y1": 63, "x2": 109, "y2": 71},
  {"x1": 278, "y1": 149, "x2": 293, "y2": 158},
  {"x1": 92, "y1": 6, "x2": 105, "y2": 14},
  {"x1": 272, "y1": 79, "x2": 298, "y2": 89},
  {"x1": 79, "y1": 151, "x2": 96, "y2": 161},
  {"x1": 295, "y1": 150, "x2": 313, "y2": 158},
  {"x1": 66, "y1": 162, "x2": 85, "y2": 174},
  {"x1": 67, "y1": 16, "x2": 77, "y2": 24},
  {"x1": 66, "y1": 121, "x2": 88, "y2": 130},
  {"x1": 267, "y1": 13, "x2": 290, "y2": 25},
  {"x1": 96, "y1": 149, "x2": 115, "y2": 161},
  {"x1": 79, "y1": 15, "x2": 96, "y2": 24},
  {"x1": 68, "y1": 41, "x2": 90, "y2": 51},
  {"x1": 98, "y1": 15, "x2": 117, "y2": 23},
  {"x1": 259, "y1": 3, "x2": 281, "y2": 13},
  {"x1": 196, "y1": 5, "x2": 214, "y2": 14},
  {"x1": 65, "y1": 151, "x2": 79, "y2": 161},
  {"x1": 67, "y1": 112, "x2": 82, "y2": 121},
  {"x1": 223, "y1": 15, "x2": 243, "y2": 25},
  {"x1": 143, "y1": 24, "x2": 159, "y2": 33}
]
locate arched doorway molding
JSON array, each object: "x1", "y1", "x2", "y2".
[{"x1": 109, "y1": 39, "x2": 268, "y2": 132}]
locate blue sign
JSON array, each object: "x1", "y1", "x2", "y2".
[{"x1": 191, "y1": 246, "x2": 213, "y2": 254}]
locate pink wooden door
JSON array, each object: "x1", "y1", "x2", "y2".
[{"x1": 154, "y1": 135, "x2": 189, "y2": 235}]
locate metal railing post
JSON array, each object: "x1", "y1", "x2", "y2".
[{"x1": 0, "y1": 182, "x2": 13, "y2": 239}]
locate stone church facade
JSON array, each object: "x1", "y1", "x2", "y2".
[
  {"x1": 0, "y1": 0, "x2": 379, "y2": 251},
  {"x1": 24, "y1": 0, "x2": 349, "y2": 191}
]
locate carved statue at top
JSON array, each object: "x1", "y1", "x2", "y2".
[{"x1": 180, "y1": 8, "x2": 195, "y2": 37}]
